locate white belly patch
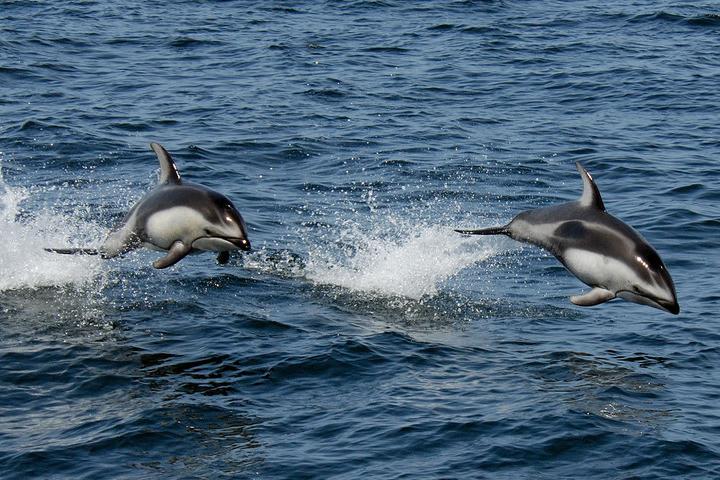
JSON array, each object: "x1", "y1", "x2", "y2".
[
  {"x1": 563, "y1": 248, "x2": 637, "y2": 290},
  {"x1": 145, "y1": 207, "x2": 206, "y2": 248}
]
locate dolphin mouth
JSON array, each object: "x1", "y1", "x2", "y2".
[
  {"x1": 657, "y1": 298, "x2": 680, "y2": 315},
  {"x1": 193, "y1": 236, "x2": 251, "y2": 252},
  {"x1": 224, "y1": 237, "x2": 251, "y2": 251},
  {"x1": 618, "y1": 290, "x2": 679, "y2": 315}
]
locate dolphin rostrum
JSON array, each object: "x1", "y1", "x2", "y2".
[
  {"x1": 456, "y1": 163, "x2": 679, "y2": 314},
  {"x1": 46, "y1": 143, "x2": 251, "y2": 268}
]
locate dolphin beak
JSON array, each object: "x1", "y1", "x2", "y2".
[
  {"x1": 618, "y1": 290, "x2": 680, "y2": 315},
  {"x1": 658, "y1": 298, "x2": 680, "y2": 315},
  {"x1": 233, "y1": 238, "x2": 251, "y2": 251}
]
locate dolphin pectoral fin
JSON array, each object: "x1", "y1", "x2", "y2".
[
  {"x1": 152, "y1": 242, "x2": 191, "y2": 269},
  {"x1": 570, "y1": 287, "x2": 615, "y2": 307},
  {"x1": 216, "y1": 251, "x2": 230, "y2": 265}
]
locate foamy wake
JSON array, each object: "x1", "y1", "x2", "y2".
[
  {"x1": 0, "y1": 170, "x2": 106, "y2": 292},
  {"x1": 305, "y1": 220, "x2": 502, "y2": 300}
]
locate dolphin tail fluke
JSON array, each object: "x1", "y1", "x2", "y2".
[
  {"x1": 44, "y1": 247, "x2": 102, "y2": 256},
  {"x1": 454, "y1": 226, "x2": 509, "y2": 236}
]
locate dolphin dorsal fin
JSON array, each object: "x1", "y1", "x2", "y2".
[
  {"x1": 575, "y1": 162, "x2": 605, "y2": 211},
  {"x1": 150, "y1": 143, "x2": 181, "y2": 185}
]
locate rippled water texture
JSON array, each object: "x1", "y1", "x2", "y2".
[{"x1": 1, "y1": 1, "x2": 719, "y2": 479}]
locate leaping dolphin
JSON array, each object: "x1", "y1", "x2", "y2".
[
  {"x1": 46, "y1": 143, "x2": 251, "y2": 269},
  {"x1": 456, "y1": 163, "x2": 679, "y2": 314}
]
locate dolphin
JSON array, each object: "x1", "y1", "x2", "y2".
[
  {"x1": 46, "y1": 143, "x2": 251, "y2": 268},
  {"x1": 456, "y1": 163, "x2": 679, "y2": 314}
]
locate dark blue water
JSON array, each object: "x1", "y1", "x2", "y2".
[{"x1": 2, "y1": 1, "x2": 720, "y2": 478}]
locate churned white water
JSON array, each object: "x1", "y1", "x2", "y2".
[
  {"x1": 0, "y1": 168, "x2": 106, "y2": 291},
  {"x1": 305, "y1": 220, "x2": 500, "y2": 300}
]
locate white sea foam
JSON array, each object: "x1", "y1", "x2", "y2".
[
  {"x1": 305, "y1": 218, "x2": 501, "y2": 300},
  {"x1": 0, "y1": 169, "x2": 106, "y2": 292}
]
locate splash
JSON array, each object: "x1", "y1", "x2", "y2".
[
  {"x1": 0, "y1": 168, "x2": 106, "y2": 292},
  {"x1": 304, "y1": 219, "x2": 501, "y2": 300}
]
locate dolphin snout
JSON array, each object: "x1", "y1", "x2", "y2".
[
  {"x1": 657, "y1": 274, "x2": 679, "y2": 315},
  {"x1": 658, "y1": 297, "x2": 680, "y2": 315},
  {"x1": 232, "y1": 238, "x2": 251, "y2": 251}
]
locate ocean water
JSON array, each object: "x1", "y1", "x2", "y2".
[{"x1": 1, "y1": 1, "x2": 719, "y2": 478}]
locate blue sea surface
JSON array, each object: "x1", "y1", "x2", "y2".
[{"x1": 1, "y1": 1, "x2": 720, "y2": 478}]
